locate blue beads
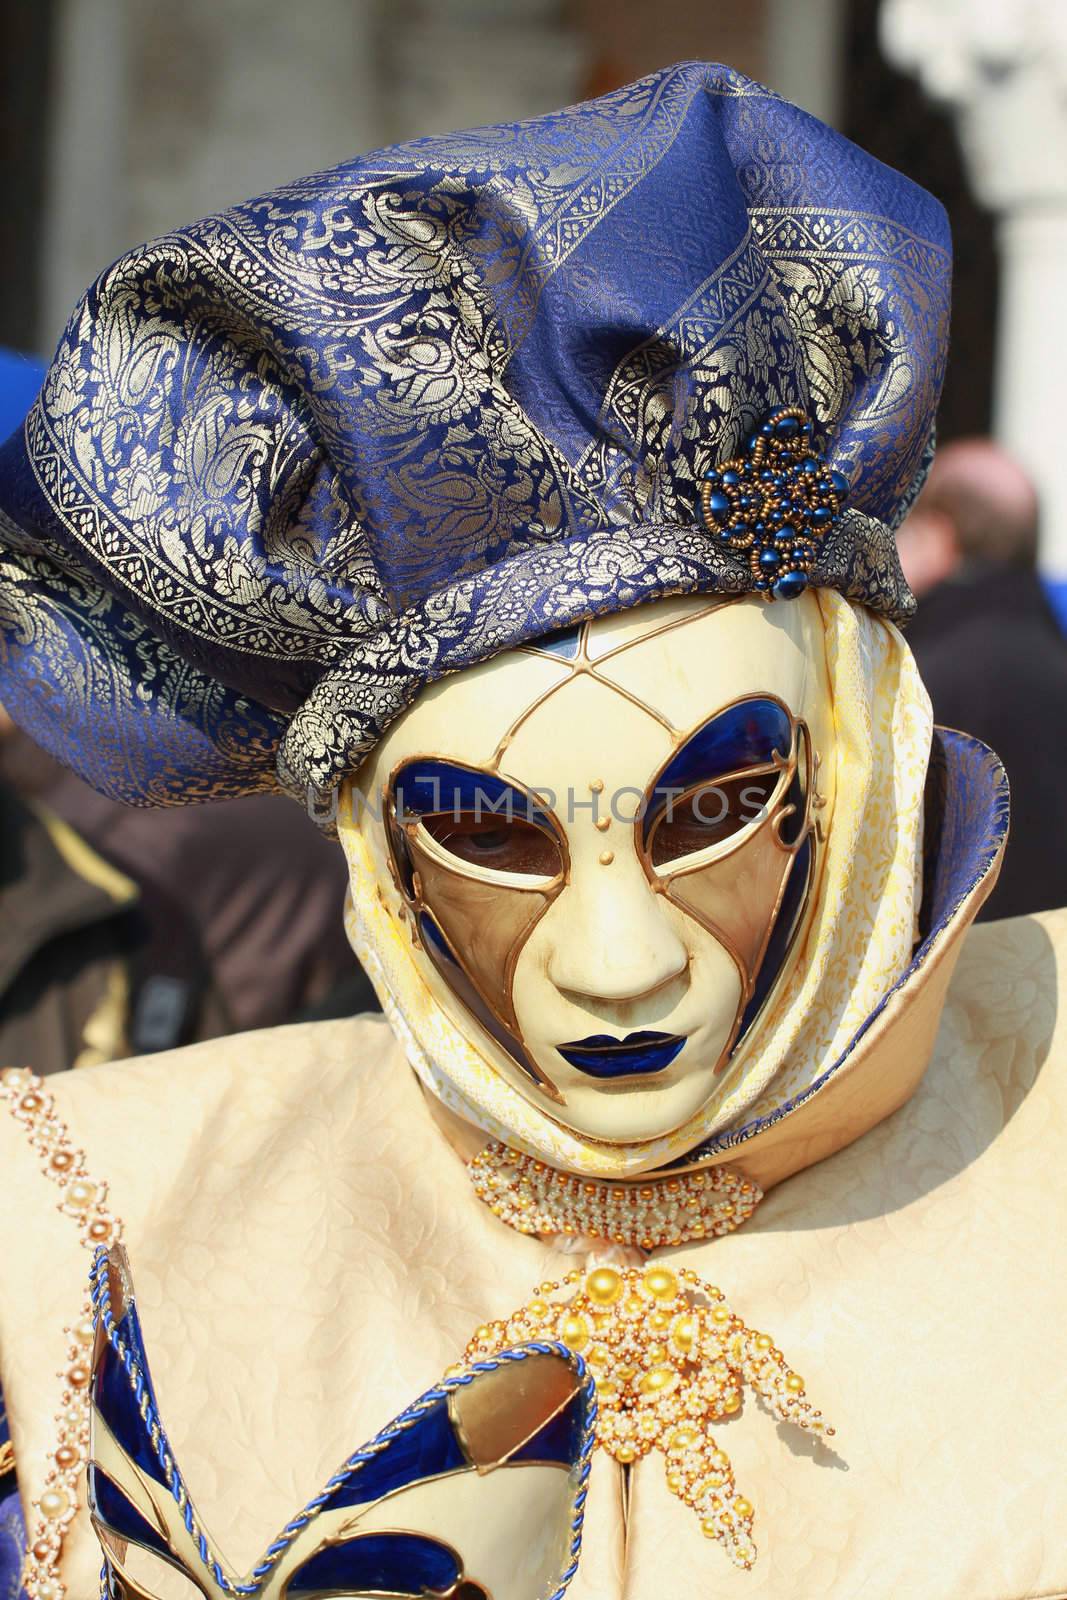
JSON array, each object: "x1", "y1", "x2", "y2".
[
  {"x1": 772, "y1": 570, "x2": 808, "y2": 600},
  {"x1": 696, "y1": 409, "x2": 840, "y2": 606}
]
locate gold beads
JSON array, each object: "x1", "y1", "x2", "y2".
[
  {"x1": 671, "y1": 1313, "x2": 696, "y2": 1355},
  {"x1": 643, "y1": 1266, "x2": 679, "y2": 1301},
  {"x1": 467, "y1": 1141, "x2": 762, "y2": 1250},
  {"x1": 586, "y1": 1266, "x2": 623, "y2": 1305},
  {"x1": 559, "y1": 1312, "x2": 590, "y2": 1350},
  {"x1": 464, "y1": 1259, "x2": 835, "y2": 1574},
  {"x1": 637, "y1": 1365, "x2": 677, "y2": 1396}
]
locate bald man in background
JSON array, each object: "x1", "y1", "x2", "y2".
[{"x1": 899, "y1": 438, "x2": 1067, "y2": 918}]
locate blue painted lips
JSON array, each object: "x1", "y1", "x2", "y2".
[{"x1": 556, "y1": 1030, "x2": 686, "y2": 1079}]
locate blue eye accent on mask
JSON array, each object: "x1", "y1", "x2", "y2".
[
  {"x1": 643, "y1": 698, "x2": 793, "y2": 846},
  {"x1": 393, "y1": 759, "x2": 554, "y2": 831},
  {"x1": 287, "y1": 1532, "x2": 463, "y2": 1596}
]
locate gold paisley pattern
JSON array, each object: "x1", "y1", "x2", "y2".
[{"x1": 0, "y1": 63, "x2": 948, "y2": 805}]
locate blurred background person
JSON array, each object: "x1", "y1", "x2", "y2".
[
  {"x1": 0, "y1": 709, "x2": 375, "y2": 1074},
  {"x1": 898, "y1": 439, "x2": 1067, "y2": 920}
]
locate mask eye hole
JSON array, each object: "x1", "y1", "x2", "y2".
[
  {"x1": 649, "y1": 770, "x2": 780, "y2": 868},
  {"x1": 419, "y1": 810, "x2": 564, "y2": 879}
]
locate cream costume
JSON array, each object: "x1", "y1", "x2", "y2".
[{"x1": 0, "y1": 59, "x2": 1059, "y2": 1600}]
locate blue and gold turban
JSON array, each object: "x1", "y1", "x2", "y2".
[{"x1": 0, "y1": 62, "x2": 949, "y2": 808}]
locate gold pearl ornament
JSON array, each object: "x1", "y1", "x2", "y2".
[
  {"x1": 1, "y1": 1067, "x2": 125, "y2": 1600},
  {"x1": 469, "y1": 1141, "x2": 762, "y2": 1250},
  {"x1": 464, "y1": 1262, "x2": 834, "y2": 1570}
]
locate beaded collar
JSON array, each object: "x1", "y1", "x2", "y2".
[{"x1": 468, "y1": 1141, "x2": 762, "y2": 1251}]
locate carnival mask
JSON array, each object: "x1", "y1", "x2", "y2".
[{"x1": 342, "y1": 595, "x2": 837, "y2": 1143}]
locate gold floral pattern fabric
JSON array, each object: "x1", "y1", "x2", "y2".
[{"x1": 0, "y1": 63, "x2": 949, "y2": 805}]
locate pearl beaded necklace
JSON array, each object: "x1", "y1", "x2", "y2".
[{"x1": 468, "y1": 1141, "x2": 762, "y2": 1250}]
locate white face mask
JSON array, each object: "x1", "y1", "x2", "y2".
[{"x1": 344, "y1": 593, "x2": 838, "y2": 1143}]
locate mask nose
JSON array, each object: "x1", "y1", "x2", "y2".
[{"x1": 545, "y1": 853, "x2": 690, "y2": 1005}]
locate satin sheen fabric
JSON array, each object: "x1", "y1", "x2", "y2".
[
  {"x1": 0, "y1": 63, "x2": 947, "y2": 807},
  {"x1": 0, "y1": 907, "x2": 1065, "y2": 1600}
]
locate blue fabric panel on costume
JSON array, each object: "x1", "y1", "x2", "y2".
[
  {"x1": 288, "y1": 1532, "x2": 460, "y2": 1596},
  {"x1": 92, "y1": 1306, "x2": 169, "y2": 1487},
  {"x1": 0, "y1": 528, "x2": 285, "y2": 807},
  {"x1": 88, "y1": 1466, "x2": 173, "y2": 1561},
  {"x1": 643, "y1": 698, "x2": 793, "y2": 842},
  {"x1": 323, "y1": 1395, "x2": 466, "y2": 1511},
  {"x1": 918, "y1": 728, "x2": 1011, "y2": 924},
  {"x1": 0, "y1": 1487, "x2": 26, "y2": 1600},
  {"x1": 509, "y1": 1388, "x2": 585, "y2": 1467},
  {"x1": 0, "y1": 1380, "x2": 25, "y2": 1600}
]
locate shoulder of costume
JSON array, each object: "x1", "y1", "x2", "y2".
[{"x1": 0, "y1": 1012, "x2": 403, "y2": 1203}]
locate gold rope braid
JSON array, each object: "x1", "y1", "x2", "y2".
[{"x1": 0, "y1": 1068, "x2": 124, "y2": 1600}]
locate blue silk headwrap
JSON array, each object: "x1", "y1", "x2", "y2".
[{"x1": 0, "y1": 61, "x2": 950, "y2": 808}]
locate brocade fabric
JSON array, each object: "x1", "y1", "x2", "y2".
[{"x1": 0, "y1": 62, "x2": 949, "y2": 806}]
